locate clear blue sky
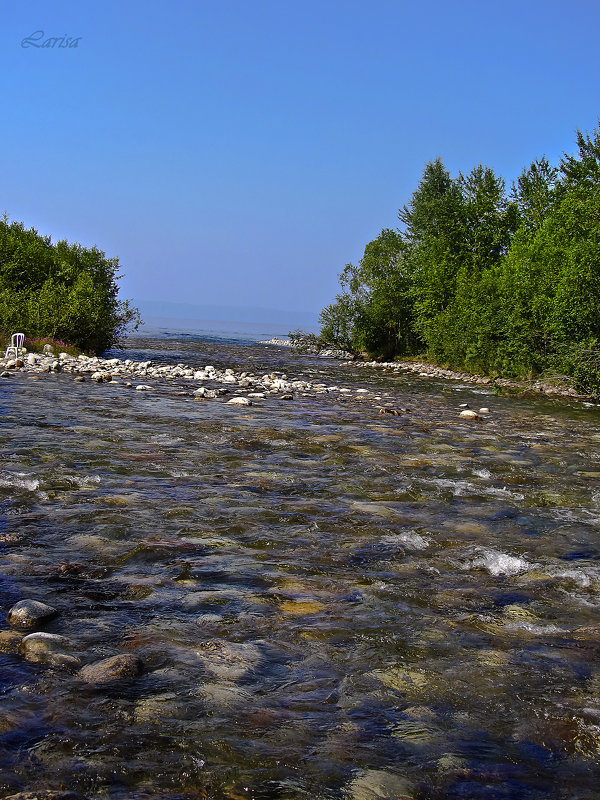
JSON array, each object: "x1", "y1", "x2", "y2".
[{"x1": 2, "y1": 0, "x2": 599, "y2": 318}]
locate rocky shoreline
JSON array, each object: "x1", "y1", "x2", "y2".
[
  {"x1": 263, "y1": 335, "x2": 592, "y2": 403},
  {"x1": 346, "y1": 358, "x2": 592, "y2": 401},
  {"x1": 0, "y1": 344, "x2": 593, "y2": 406},
  {"x1": 0, "y1": 348, "x2": 374, "y2": 406}
]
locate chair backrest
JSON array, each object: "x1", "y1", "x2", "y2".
[{"x1": 11, "y1": 333, "x2": 24, "y2": 349}]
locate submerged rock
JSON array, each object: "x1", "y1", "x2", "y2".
[
  {"x1": 78, "y1": 653, "x2": 142, "y2": 684},
  {"x1": 343, "y1": 768, "x2": 414, "y2": 799},
  {"x1": 0, "y1": 630, "x2": 22, "y2": 653},
  {"x1": 7, "y1": 599, "x2": 58, "y2": 630},
  {"x1": 22, "y1": 632, "x2": 81, "y2": 669}
]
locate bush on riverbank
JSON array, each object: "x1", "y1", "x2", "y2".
[
  {"x1": 320, "y1": 123, "x2": 600, "y2": 394},
  {"x1": 0, "y1": 216, "x2": 140, "y2": 354}
]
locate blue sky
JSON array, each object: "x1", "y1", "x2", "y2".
[{"x1": 2, "y1": 0, "x2": 600, "y2": 319}]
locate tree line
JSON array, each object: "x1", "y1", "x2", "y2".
[
  {"x1": 0, "y1": 216, "x2": 140, "y2": 354},
  {"x1": 319, "y1": 123, "x2": 600, "y2": 393}
]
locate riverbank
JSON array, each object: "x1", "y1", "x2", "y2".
[
  {"x1": 347, "y1": 358, "x2": 592, "y2": 402},
  {"x1": 259, "y1": 335, "x2": 594, "y2": 403},
  {"x1": 1, "y1": 345, "x2": 594, "y2": 409}
]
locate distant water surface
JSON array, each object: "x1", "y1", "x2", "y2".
[{"x1": 131, "y1": 315, "x2": 320, "y2": 344}]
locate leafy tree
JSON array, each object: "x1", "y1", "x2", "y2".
[
  {"x1": 0, "y1": 217, "x2": 140, "y2": 353},
  {"x1": 319, "y1": 121, "x2": 600, "y2": 391}
]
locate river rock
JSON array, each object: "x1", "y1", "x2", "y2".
[
  {"x1": 459, "y1": 409, "x2": 482, "y2": 420},
  {"x1": 227, "y1": 397, "x2": 252, "y2": 406},
  {"x1": 78, "y1": 653, "x2": 142, "y2": 684},
  {"x1": 0, "y1": 630, "x2": 22, "y2": 653},
  {"x1": 7, "y1": 599, "x2": 58, "y2": 630},
  {"x1": 135, "y1": 384, "x2": 154, "y2": 391},
  {"x1": 22, "y1": 632, "x2": 81, "y2": 669}
]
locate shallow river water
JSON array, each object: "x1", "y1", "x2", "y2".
[{"x1": 2, "y1": 337, "x2": 600, "y2": 799}]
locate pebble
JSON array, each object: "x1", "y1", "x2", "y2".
[
  {"x1": 78, "y1": 653, "x2": 143, "y2": 684},
  {"x1": 7, "y1": 599, "x2": 58, "y2": 630}
]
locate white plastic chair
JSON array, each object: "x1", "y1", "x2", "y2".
[{"x1": 4, "y1": 333, "x2": 24, "y2": 359}]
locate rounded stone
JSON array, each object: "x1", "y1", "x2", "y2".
[
  {"x1": 78, "y1": 654, "x2": 142, "y2": 684},
  {"x1": 22, "y1": 632, "x2": 81, "y2": 669},
  {"x1": 459, "y1": 409, "x2": 482, "y2": 420},
  {"x1": 7, "y1": 599, "x2": 58, "y2": 630}
]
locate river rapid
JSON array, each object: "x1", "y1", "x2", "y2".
[{"x1": 2, "y1": 335, "x2": 600, "y2": 800}]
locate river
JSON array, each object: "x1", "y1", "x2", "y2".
[{"x1": 1, "y1": 333, "x2": 600, "y2": 799}]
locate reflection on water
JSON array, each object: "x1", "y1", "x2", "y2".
[{"x1": 1, "y1": 337, "x2": 600, "y2": 799}]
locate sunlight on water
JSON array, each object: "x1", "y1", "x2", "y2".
[{"x1": 1, "y1": 335, "x2": 600, "y2": 799}]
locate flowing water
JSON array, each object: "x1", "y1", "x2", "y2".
[{"x1": 2, "y1": 336, "x2": 600, "y2": 799}]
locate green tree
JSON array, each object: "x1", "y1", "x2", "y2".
[{"x1": 0, "y1": 217, "x2": 140, "y2": 353}]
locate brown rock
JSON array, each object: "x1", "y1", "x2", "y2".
[{"x1": 78, "y1": 653, "x2": 142, "y2": 684}]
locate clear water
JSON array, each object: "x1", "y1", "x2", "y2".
[{"x1": 2, "y1": 335, "x2": 600, "y2": 799}]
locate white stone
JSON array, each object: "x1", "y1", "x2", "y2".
[{"x1": 227, "y1": 397, "x2": 252, "y2": 406}]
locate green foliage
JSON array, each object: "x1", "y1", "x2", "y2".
[
  {"x1": 0, "y1": 216, "x2": 140, "y2": 353},
  {"x1": 319, "y1": 229, "x2": 417, "y2": 359},
  {"x1": 319, "y1": 121, "x2": 600, "y2": 391}
]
